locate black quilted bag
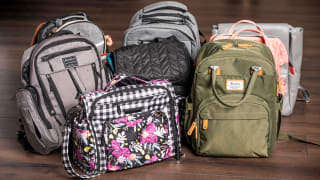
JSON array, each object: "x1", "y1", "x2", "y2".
[{"x1": 112, "y1": 36, "x2": 193, "y2": 96}]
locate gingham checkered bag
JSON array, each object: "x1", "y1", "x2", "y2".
[{"x1": 62, "y1": 74, "x2": 181, "y2": 178}]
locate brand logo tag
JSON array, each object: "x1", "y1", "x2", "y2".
[
  {"x1": 226, "y1": 80, "x2": 244, "y2": 91},
  {"x1": 62, "y1": 56, "x2": 78, "y2": 68}
]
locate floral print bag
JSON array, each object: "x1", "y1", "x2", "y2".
[{"x1": 62, "y1": 74, "x2": 181, "y2": 178}]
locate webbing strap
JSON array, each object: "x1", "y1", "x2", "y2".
[{"x1": 278, "y1": 134, "x2": 320, "y2": 146}]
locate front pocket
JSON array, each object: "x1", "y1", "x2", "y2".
[
  {"x1": 104, "y1": 111, "x2": 171, "y2": 171},
  {"x1": 197, "y1": 95, "x2": 270, "y2": 157},
  {"x1": 43, "y1": 63, "x2": 100, "y2": 119}
]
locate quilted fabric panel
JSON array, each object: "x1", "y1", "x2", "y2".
[{"x1": 113, "y1": 36, "x2": 192, "y2": 96}]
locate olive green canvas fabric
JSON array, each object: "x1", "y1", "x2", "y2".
[{"x1": 184, "y1": 39, "x2": 281, "y2": 157}]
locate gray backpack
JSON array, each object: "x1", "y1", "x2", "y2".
[
  {"x1": 31, "y1": 12, "x2": 107, "y2": 55},
  {"x1": 123, "y1": 1, "x2": 201, "y2": 60},
  {"x1": 212, "y1": 21, "x2": 310, "y2": 116},
  {"x1": 16, "y1": 34, "x2": 106, "y2": 154}
]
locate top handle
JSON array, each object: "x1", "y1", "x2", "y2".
[
  {"x1": 143, "y1": 1, "x2": 187, "y2": 13},
  {"x1": 104, "y1": 74, "x2": 168, "y2": 92},
  {"x1": 227, "y1": 20, "x2": 263, "y2": 35},
  {"x1": 230, "y1": 28, "x2": 268, "y2": 44},
  {"x1": 210, "y1": 66, "x2": 260, "y2": 107}
]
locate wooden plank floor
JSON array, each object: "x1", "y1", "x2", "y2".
[{"x1": 1, "y1": 0, "x2": 320, "y2": 179}]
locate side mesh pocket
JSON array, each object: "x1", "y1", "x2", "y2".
[{"x1": 16, "y1": 87, "x2": 59, "y2": 154}]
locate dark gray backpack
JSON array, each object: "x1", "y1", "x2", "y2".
[
  {"x1": 16, "y1": 34, "x2": 106, "y2": 154},
  {"x1": 123, "y1": 1, "x2": 202, "y2": 61}
]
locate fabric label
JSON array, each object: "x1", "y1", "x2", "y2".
[
  {"x1": 226, "y1": 80, "x2": 244, "y2": 91},
  {"x1": 62, "y1": 56, "x2": 78, "y2": 68}
]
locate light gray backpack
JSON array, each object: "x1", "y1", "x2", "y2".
[
  {"x1": 212, "y1": 21, "x2": 310, "y2": 116},
  {"x1": 16, "y1": 34, "x2": 106, "y2": 154},
  {"x1": 31, "y1": 12, "x2": 107, "y2": 55},
  {"x1": 123, "y1": 1, "x2": 201, "y2": 61}
]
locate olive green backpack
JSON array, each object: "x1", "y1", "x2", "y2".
[{"x1": 184, "y1": 39, "x2": 282, "y2": 157}]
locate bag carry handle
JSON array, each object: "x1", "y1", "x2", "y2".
[
  {"x1": 227, "y1": 20, "x2": 263, "y2": 35},
  {"x1": 104, "y1": 73, "x2": 168, "y2": 92},
  {"x1": 143, "y1": 1, "x2": 187, "y2": 13},
  {"x1": 230, "y1": 28, "x2": 268, "y2": 44},
  {"x1": 62, "y1": 125, "x2": 100, "y2": 179},
  {"x1": 30, "y1": 22, "x2": 46, "y2": 46},
  {"x1": 210, "y1": 66, "x2": 260, "y2": 107}
]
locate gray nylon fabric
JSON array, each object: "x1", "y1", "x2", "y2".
[
  {"x1": 123, "y1": 1, "x2": 201, "y2": 60},
  {"x1": 62, "y1": 21, "x2": 106, "y2": 55},
  {"x1": 16, "y1": 89, "x2": 61, "y2": 154},
  {"x1": 34, "y1": 12, "x2": 106, "y2": 56},
  {"x1": 17, "y1": 34, "x2": 106, "y2": 154},
  {"x1": 212, "y1": 23, "x2": 304, "y2": 116}
]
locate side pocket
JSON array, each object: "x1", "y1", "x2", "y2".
[
  {"x1": 16, "y1": 87, "x2": 59, "y2": 154},
  {"x1": 184, "y1": 97, "x2": 193, "y2": 144},
  {"x1": 72, "y1": 121, "x2": 97, "y2": 172}
]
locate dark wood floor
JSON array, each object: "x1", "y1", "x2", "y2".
[{"x1": 1, "y1": 0, "x2": 320, "y2": 179}]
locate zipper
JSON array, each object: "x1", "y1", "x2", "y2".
[
  {"x1": 25, "y1": 86, "x2": 52, "y2": 129},
  {"x1": 34, "y1": 37, "x2": 103, "y2": 117},
  {"x1": 141, "y1": 13, "x2": 192, "y2": 23},
  {"x1": 142, "y1": 18, "x2": 185, "y2": 25},
  {"x1": 144, "y1": 6, "x2": 187, "y2": 13},
  {"x1": 91, "y1": 63, "x2": 99, "y2": 90},
  {"x1": 41, "y1": 46, "x2": 92, "y2": 61},
  {"x1": 136, "y1": 20, "x2": 197, "y2": 50},
  {"x1": 97, "y1": 96, "x2": 154, "y2": 107},
  {"x1": 67, "y1": 69, "x2": 83, "y2": 99},
  {"x1": 46, "y1": 74, "x2": 67, "y2": 119},
  {"x1": 126, "y1": 24, "x2": 195, "y2": 43},
  {"x1": 88, "y1": 85, "x2": 181, "y2": 168}
]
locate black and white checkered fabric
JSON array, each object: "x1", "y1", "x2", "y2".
[{"x1": 62, "y1": 74, "x2": 181, "y2": 178}]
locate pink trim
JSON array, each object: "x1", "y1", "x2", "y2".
[
  {"x1": 227, "y1": 20, "x2": 263, "y2": 34},
  {"x1": 104, "y1": 74, "x2": 169, "y2": 92},
  {"x1": 132, "y1": 76, "x2": 149, "y2": 83},
  {"x1": 132, "y1": 77, "x2": 168, "y2": 83},
  {"x1": 105, "y1": 78, "x2": 122, "y2": 92},
  {"x1": 209, "y1": 34, "x2": 216, "y2": 42}
]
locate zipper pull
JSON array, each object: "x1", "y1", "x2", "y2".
[
  {"x1": 187, "y1": 121, "x2": 197, "y2": 139},
  {"x1": 237, "y1": 43, "x2": 252, "y2": 48},
  {"x1": 203, "y1": 119, "x2": 208, "y2": 130},
  {"x1": 46, "y1": 75, "x2": 53, "y2": 92},
  {"x1": 221, "y1": 43, "x2": 233, "y2": 50}
]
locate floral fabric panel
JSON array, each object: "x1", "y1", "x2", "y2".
[
  {"x1": 104, "y1": 111, "x2": 170, "y2": 171},
  {"x1": 72, "y1": 123, "x2": 96, "y2": 171}
]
